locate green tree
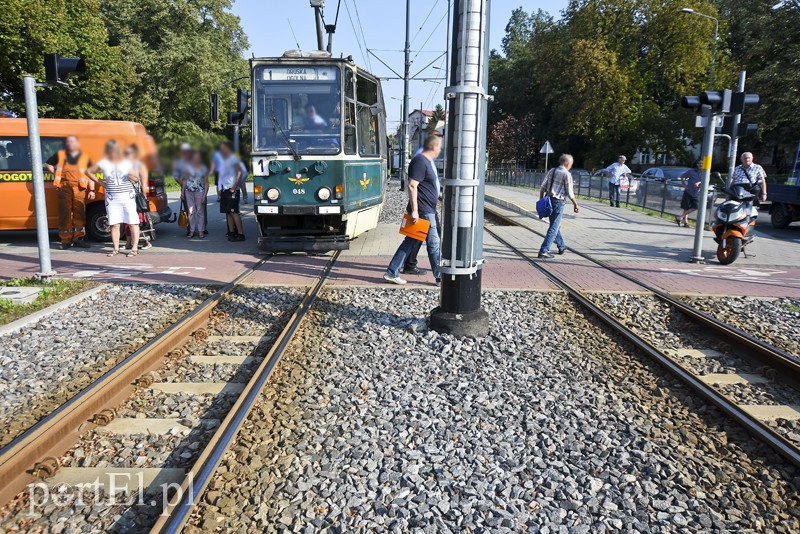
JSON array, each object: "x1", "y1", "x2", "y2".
[
  {"x1": 0, "y1": 0, "x2": 133, "y2": 118},
  {"x1": 100, "y1": 0, "x2": 249, "y2": 145}
]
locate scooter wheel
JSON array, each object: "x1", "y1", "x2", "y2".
[{"x1": 717, "y1": 236, "x2": 742, "y2": 265}]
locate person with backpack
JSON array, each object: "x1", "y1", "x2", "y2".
[{"x1": 538, "y1": 154, "x2": 580, "y2": 259}]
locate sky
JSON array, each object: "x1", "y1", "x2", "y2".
[{"x1": 231, "y1": 0, "x2": 569, "y2": 129}]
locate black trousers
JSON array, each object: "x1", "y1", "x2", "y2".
[{"x1": 404, "y1": 211, "x2": 442, "y2": 270}]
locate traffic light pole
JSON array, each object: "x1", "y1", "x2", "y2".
[
  {"x1": 690, "y1": 104, "x2": 716, "y2": 264},
  {"x1": 400, "y1": 0, "x2": 411, "y2": 192},
  {"x1": 726, "y1": 70, "x2": 746, "y2": 187},
  {"x1": 23, "y1": 75, "x2": 56, "y2": 281},
  {"x1": 430, "y1": 0, "x2": 490, "y2": 337}
]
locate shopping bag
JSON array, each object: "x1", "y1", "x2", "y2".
[{"x1": 177, "y1": 199, "x2": 189, "y2": 228}]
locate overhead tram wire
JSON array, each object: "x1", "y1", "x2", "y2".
[
  {"x1": 343, "y1": 0, "x2": 369, "y2": 68},
  {"x1": 409, "y1": 0, "x2": 442, "y2": 47},
  {"x1": 350, "y1": 0, "x2": 372, "y2": 70},
  {"x1": 411, "y1": 9, "x2": 449, "y2": 63}
]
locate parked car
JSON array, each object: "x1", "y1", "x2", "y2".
[{"x1": 640, "y1": 167, "x2": 689, "y2": 200}]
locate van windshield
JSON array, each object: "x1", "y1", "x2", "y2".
[
  {"x1": 252, "y1": 65, "x2": 341, "y2": 155},
  {"x1": 0, "y1": 137, "x2": 64, "y2": 172}
]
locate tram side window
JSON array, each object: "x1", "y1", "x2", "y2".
[
  {"x1": 344, "y1": 101, "x2": 357, "y2": 155},
  {"x1": 356, "y1": 75, "x2": 379, "y2": 156}
]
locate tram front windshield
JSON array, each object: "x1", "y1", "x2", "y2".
[{"x1": 253, "y1": 65, "x2": 341, "y2": 155}]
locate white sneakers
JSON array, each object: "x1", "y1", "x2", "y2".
[{"x1": 383, "y1": 273, "x2": 407, "y2": 285}]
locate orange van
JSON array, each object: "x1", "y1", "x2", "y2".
[{"x1": 0, "y1": 118, "x2": 173, "y2": 240}]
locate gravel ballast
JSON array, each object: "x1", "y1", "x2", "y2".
[
  {"x1": 188, "y1": 288, "x2": 799, "y2": 532},
  {"x1": 378, "y1": 177, "x2": 410, "y2": 225},
  {"x1": 685, "y1": 296, "x2": 800, "y2": 356},
  {"x1": 0, "y1": 283, "x2": 213, "y2": 448}
]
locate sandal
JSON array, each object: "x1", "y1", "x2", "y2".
[
  {"x1": 126, "y1": 250, "x2": 139, "y2": 257},
  {"x1": 107, "y1": 249, "x2": 120, "y2": 257}
]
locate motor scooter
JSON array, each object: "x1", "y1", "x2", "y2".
[{"x1": 712, "y1": 185, "x2": 757, "y2": 265}]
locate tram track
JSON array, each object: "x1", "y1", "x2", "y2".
[
  {"x1": 0, "y1": 252, "x2": 340, "y2": 531},
  {"x1": 483, "y1": 215, "x2": 800, "y2": 469}
]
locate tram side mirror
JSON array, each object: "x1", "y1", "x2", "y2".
[
  {"x1": 369, "y1": 103, "x2": 384, "y2": 117},
  {"x1": 209, "y1": 93, "x2": 220, "y2": 123}
]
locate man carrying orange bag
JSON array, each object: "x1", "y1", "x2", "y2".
[
  {"x1": 384, "y1": 135, "x2": 442, "y2": 286},
  {"x1": 44, "y1": 136, "x2": 95, "y2": 249}
]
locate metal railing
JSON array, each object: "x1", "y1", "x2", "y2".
[{"x1": 486, "y1": 168, "x2": 716, "y2": 222}]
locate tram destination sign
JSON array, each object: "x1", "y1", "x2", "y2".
[{"x1": 261, "y1": 67, "x2": 337, "y2": 81}]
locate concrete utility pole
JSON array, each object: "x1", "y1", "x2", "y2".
[
  {"x1": 23, "y1": 75, "x2": 56, "y2": 281},
  {"x1": 726, "y1": 70, "x2": 747, "y2": 186},
  {"x1": 400, "y1": 0, "x2": 412, "y2": 191},
  {"x1": 690, "y1": 104, "x2": 716, "y2": 263},
  {"x1": 430, "y1": 0, "x2": 491, "y2": 336}
]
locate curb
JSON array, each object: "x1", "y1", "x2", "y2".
[
  {"x1": 0, "y1": 283, "x2": 109, "y2": 337},
  {"x1": 484, "y1": 194, "x2": 539, "y2": 220}
]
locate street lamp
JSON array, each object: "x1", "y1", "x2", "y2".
[{"x1": 680, "y1": 7, "x2": 719, "y2": 90}]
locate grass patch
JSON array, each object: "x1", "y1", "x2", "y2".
[
  {"x1": 0, "y1": 278, "x2": 98, "y2": 327},
  {"x1": 782, "y1": 302, "x2": 800, "y2": 314}
]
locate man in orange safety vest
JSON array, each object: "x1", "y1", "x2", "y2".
[{"x1": 43, "y1": 136, "x2": 96, "y2": 249}]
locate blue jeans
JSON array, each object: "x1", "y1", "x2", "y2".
[
  {"x1": 609, "y1": 183, "x2": 621, "y2": 206},
  {"x1": 539, "y1": 199, "x2": 566, "y2": 254},
  {"x1": 387, "y1": 212, "x2": 441, "y2": 280}
]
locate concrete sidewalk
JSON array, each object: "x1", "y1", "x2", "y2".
[{"x1": 484, "y1": 184, "x2": 800, "y2": 297}]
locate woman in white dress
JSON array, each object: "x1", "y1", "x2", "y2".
[{"x1": 86, "y1": 140, "x2": 141, "y2": 257}]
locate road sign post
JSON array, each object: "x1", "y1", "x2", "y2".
[{"x1": 540, "y1": 140, "x2": 554, "y2": 170}]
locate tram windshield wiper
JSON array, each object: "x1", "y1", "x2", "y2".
[{"x1": 272, "y1": 115, "x2": 301, "y2": 161}]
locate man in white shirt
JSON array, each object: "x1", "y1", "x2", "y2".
[
  {"x1": 217, "y1": 142, "x2": 246, "y2": 241},
  {"x1": 731, "y1": 152, "x2": 768, "y2": 204},
  {"x1": 605, "y1": 155, "x2": 631, "y2": 208}
]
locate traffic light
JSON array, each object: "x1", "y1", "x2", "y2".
[
  {"x1": 209, "y1": 93, "x2": 219, "y2": 123},
  {"x1": 44, "y1": 53, "x2": 86, "y2": 86},
  {"x1": 681, "y1": 95, "x2": 702, "y2": 113},
  {"x1": 227, "y1": 111, "x2": 245, "y2": 125},
  {"x1": 729, "y1": 92, "x2": 760, "y2": 115},
  {"x1": 237, "y1": 89, "x2": 251, "y2": 115},
  {"x1": 700, "y1": 89, "x2": 732, "y2": 113}
]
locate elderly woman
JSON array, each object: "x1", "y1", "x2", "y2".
[{"x1": 86, "y1": 140, "x2": 140, "y2": 257}]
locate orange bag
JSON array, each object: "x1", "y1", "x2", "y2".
[{"x1": 399, "y1": 213, "x2": 430, "y2": 241}]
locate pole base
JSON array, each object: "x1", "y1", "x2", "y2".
[
  {"x1": 689, "y1": 256, "x2": 706, "y2": 264},
  {"x1": 429, "y1": 306, "x2": 490, "y2": 338},
  {"x1": 35, "y1": 271, "x2": 57, "y2": 282}
]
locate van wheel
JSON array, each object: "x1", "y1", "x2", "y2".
[
  {"x1": 86, "y1": 203, "x2": 111, "y2": 242},
  {"x1": 771, "y1": 204, "x2": 791, "y2": 229},
  {"x1": 717, "y1": 237, "x2": 741, "y2": 265}
]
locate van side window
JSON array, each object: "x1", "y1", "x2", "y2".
[
  {"x1": 0, "y1": 137, "x2": 64, "y2": 171},
  {"x1": 356, "y1": 75, "x2": 379, "y2": 157}
]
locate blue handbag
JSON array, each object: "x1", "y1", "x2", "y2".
[
  {"x1": 535, "y1": 169, "x2": 555, "y2": 218},
  {"x1": 535, "y1": 195, "x2": 552, "y2": 218}
]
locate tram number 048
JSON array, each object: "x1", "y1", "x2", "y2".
[{"x1": 292, "y1": 188, "x2": 305, "y2": 195}]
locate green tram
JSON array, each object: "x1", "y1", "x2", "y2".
[{"x1": 249, "y1": 50, "x2": 387, "y2": 252}]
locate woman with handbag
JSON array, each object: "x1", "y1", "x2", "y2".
[
  {"x1": 183, "y1": 151, "x2": 209, "y2": 239},
  {"x1": 86, "y1": 140, "x2": 140, "y2": 257},
  {"x1": 124, "y1": 144, "x2": 153, "y2": 251}
]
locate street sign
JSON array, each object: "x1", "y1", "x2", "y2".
[{"x1": 540, "y1": 141, "x2": 554, "y2": 154}]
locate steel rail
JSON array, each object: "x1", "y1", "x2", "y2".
[
  {"x1": 0, "y1": 256, "x2": 272, "y2": 506},
  {"x1": 484, "y1": 201, "x2": 800, "y2": 379},
  {"x1": 150, "y1": 250, "x2": 341, "y2": 533},
  {"x1": 485, "y1": 226, "x2": 800, "y2": 468}
]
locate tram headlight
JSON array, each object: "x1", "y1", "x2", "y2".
[
  {"x1": 317, "y1": 187, "x2": 332, "y2": 201},
  {"x1": 266, "y1": 187, "x2": 281, "y2": 201}
]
